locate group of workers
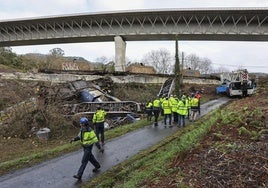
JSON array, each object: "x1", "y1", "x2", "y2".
[
  {"x1": 145, "y1": 91, "x2": 201, "y2": 127},
  {"x1": 70, "y1": 92, "x2": 201, "y2": 181},
  {"x1": 70, "y1": 106, "x2": 107, "y2": 180}
]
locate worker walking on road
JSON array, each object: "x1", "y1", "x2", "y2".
[
  {"x1": 152, "y1": 97, "x2": 161, "y2": 126},
  {"x1": 195, "y1": 91, "x2": 201, "y2": 115},
  {"x1": 93, "y1": 106, "x2": 107, "y2": 146},
  {"x1": 169, "y1": 95, "x2": 178, "y2": 125},
  {"x1": 145, "y1": 100, "x2": 153, "y2": 121},
  {"x1": 190, "y1": 94, "x2": 199, "y2": 122},
  {"x1": 162, "y1": 97, "x2": 172, "y2": 127},
  {"x1": 177, "y1": 96, "x2": 188, "y2": 127},
  {"x1": 70, "y1": 117, "x2": 101, "y2": 180}
]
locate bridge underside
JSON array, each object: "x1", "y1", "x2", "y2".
[
  {"x1": 0, "y1": 8, "x2": 267, "y2": 46},
  {"x1": 0, "y1": 34, "x2": 267, "y2": 47}
]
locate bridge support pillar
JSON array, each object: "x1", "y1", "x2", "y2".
[{"x1": 114, "y1": 36, "x2": 126, "y2": 72}]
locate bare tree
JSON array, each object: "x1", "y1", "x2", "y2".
[
  {"x1": 95, "y1": 56, "x2": 109, "y2": 64},
  {"x1": 141, "y1": 48, "x2": 173, "y2": 74},
  {"x1": 185, "y1": 53, "x2": 200, "y2": 70},
  {"x1": 49, "y1": 48, "x2": 65, "y2": 57},
  {"x1": 95, "y1": 56, "x2": 117, "y2": 72},
  {"x1": 199, "y1": 58, "x2": 212, "y2": 74},
  {"x1": 46, "y1": 48, "x2": 65, "y2": 69},
  {"x1": 184, "y1": 53, "x2": 214, "y2": 74}
]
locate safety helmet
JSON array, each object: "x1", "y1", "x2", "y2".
[{"x1": 80, "y1": 117, "x2": 88, "y2": 125}]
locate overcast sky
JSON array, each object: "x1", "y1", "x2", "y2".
[{"x1": 0, "y1": 0, "x2": 268, "y2": 73}]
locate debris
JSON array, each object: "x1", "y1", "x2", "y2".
[{"x1": 36, "y1": 127, "x2": 51, "y2": 140}]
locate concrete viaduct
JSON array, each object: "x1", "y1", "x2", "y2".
[{"x1": 0, "y1": 8, "x2": 267, "y2": 71}]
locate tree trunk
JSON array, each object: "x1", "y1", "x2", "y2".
[{"x1": 174, "y1": 35, "x2": 181, "y2": 97}]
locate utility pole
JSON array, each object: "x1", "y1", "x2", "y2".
[
  {"x1": 174, "y1": 35, "x2": 181, "y2": 97},
  {"x1": 181, "y1": 52, "x2": 184, "y2": 88}
]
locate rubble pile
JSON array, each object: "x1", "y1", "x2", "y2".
[{"x1": 37, "y1": 78, "x2": 142, "y2": 128}]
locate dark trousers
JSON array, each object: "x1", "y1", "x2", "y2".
[
  {"x1": 153, "y1": 109, "x2": 159, "y2": 123},
  {"x1": 164, "y1": 113, "x2": 172, "y2": 125},
  {"x1": 198, "y1": 100, "x2": 201, "y2": 115},
  {"x1": 242, "y1": 90, "x2": 248, "y2": 97},
  {"x1": 77, "y1": 145, "x2": 100, "y2": 177},
  {"x1": 178, "y1": 114, "x2": 186, "y2": 127},
  {"x1": 146, "y1": 109, "x2": 153, "y2": 121},
  {"x1": 173, "y1": 112, "x2": 178, "y2": 123},
  {"x1": 95, "y1": 122, "x2": 105, "y2": 143},
  {"x1": 153, "y1": 109, "x2": 160, "y2": 123}
]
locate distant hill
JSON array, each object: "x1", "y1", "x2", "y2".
[
  {"x1": 24, "y1": 53, "x2": 91, "y2": 63},
  {"x1": 24, "y1": 53, "x2": 47, "y2": 59},
  {"x1": 65, "y1": 56, "x2": 90, "y2": 63}
]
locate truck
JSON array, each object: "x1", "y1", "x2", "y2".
[{"x1": 216, "y1": 69, "x2": 256, "y2": 97}]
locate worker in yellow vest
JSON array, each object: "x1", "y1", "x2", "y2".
[
  {"x1": 162, "y1": 97, "x2": 172, "y2": 127},
  {"x1": 152, "y1": 97, "x2": 161, "y2": 126},
  {"x1": 185, "y1": 94, "x2": 191, "y2": 119},
  {"x1": 169, "y1": 95, "x2": 178, "y2": 124},
  {"x1": 177, "y1": 96, "x2": 188, "y2": 127},
  {"x1": 71, "y1": 117, "x2": 101, "y2": 180},
  {"x1": 145, "y1": 100, "x2": 153, "y2": 121},
  {"x1": 190, "y1": 94, "x2": 199, "y2": 122},
  {"x1": 93, "y1": 106, "x2": 107, "y2": 146}
]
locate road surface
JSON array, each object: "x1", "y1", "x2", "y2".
[{"x1": 0, "y1": 97, "x2": 230, "y2": 188}]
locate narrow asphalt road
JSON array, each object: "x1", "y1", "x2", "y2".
[{"x1": 0, "y1": 97, "x2": 230, "y2": 188}]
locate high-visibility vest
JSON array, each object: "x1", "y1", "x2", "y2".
[
  {"x1": 162, "y1": 99, "x2": 172, "y2": 114},
  {"x1": 78, "y1": 128, "x2": 98, "y2": 146},
  {"x1": 191, "y1": 98, "x2": 199, "y2": 107},
  {"x1": 146, "y1": 102, "x2": 153, "y2": 109},
  {"x1": 177, "y1": 100, "x2": 188, "y2": 115},
  {"x1": 153, "y1": 99, "x2": 161, "y2": 108},
  {"x1": 169, "y1": 97, "x2": 178, "y2": 112},
  {"x1": 185, "y1": 97, "x2": 191, "y2": 109},
  {"x1": 93, "y1": 109, "x2": 106, "y2": 123}
]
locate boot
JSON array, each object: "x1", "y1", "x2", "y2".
[
  {"x1": 92, "y1": 166, "x2": 101, "y2": 173},
  {"x1": 73, "y1": 175, "x2": 81, "y2": 180}
]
